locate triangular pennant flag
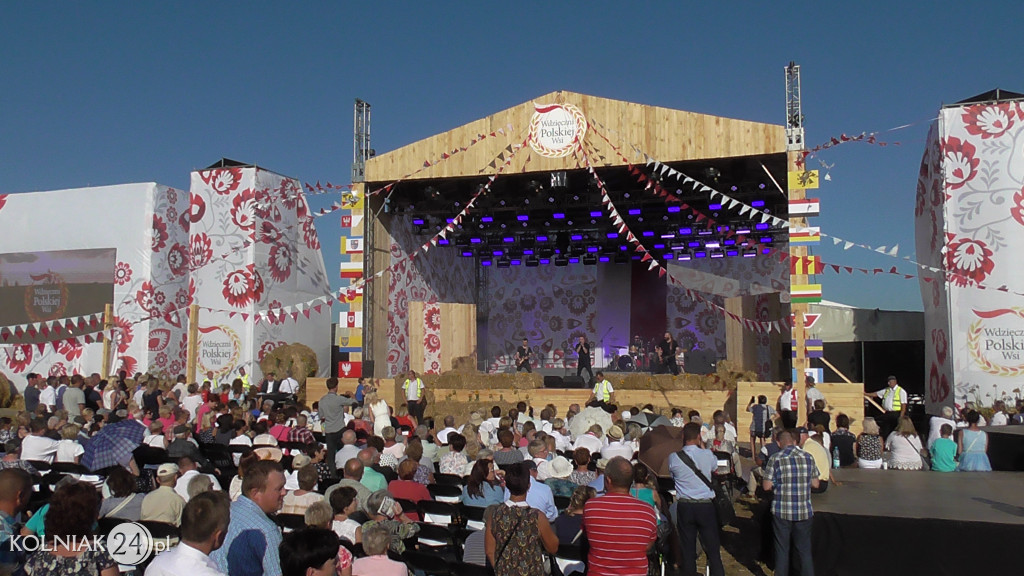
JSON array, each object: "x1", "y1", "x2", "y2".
[
  {"x1": 832, "y1": 237, "x2": 842, "y2": 246},
  {"x1": 641, "y1": 252, "x2": 652, "y2": 262},
  {"x1": 844, "y1": 242, "x2": 854, "y2": 250},
  {"x1": 648, "y1": 259, "x2": 659, "y2": 271},
  {"x1": 888, "y1": 245, "x2": 899, "y2": 256},
  {"x1": 658, "y1": 268, "x2": 666, "y2": 278}
]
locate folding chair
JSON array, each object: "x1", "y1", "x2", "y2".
[
  {"x1": 418, "y1": 500, "x2": 459, "y2": 526},
  {"x1": 428, "y1": 483, "x2": 463, "y2": 503},
  {"x1": 433, "y1": 472, "x2": 464, "y2": 486},
  {"x1": 403, "y1": 550, "x2": 452, "y2": 576},
  {"x1": 459, "y1": 504, "x2": 486, "y2": 530}
]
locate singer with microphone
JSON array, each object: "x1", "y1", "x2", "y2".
[{"x1": 574, "y1": 335, "x2": 594, "y2": 381}]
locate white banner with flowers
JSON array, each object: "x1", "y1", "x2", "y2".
[{"x1": 917, "y1": 99, "x2": 1024, "y2": 413}]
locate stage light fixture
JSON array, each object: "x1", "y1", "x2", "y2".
[
  {"x1": 679, "y1": 227, "x2": 692, "y2": 235},
  {"x1": 503, "y1": 237, "x2": 515, "y2": 244},
  {"x1": 624, "y1": 192, "x2": 631, "y2": 199},
  {"x1": 526, "y1": 180, "x2": 543, "y2": 194},
  {"x1": 492, "y1": 250, "x2": 504, "y2": 256},
  {"x1": 752, "y1": 199, "x2": 766, "y2": 207},
  {"x1": 688, "y1": 241, "x2": 701, "y2": 248},
  {"x1": 481, "y1": 259, "x2": 493, "y2": 266},
  {"x1": 583, "y1": 254, "x2": 598, "y2": 265},
  {"x1": 628, "y1": 209, "x2": 641, "y2": 216},
  {"x1": 497, "y1": 257, "x2": 511, "y2": 268},
  {"x1": 678, "y1": 251, "x2": 693, "y2": 261},
  {"x1": 569, "y1": 257, "x2": 580, "y2": 264},
  {"x1": 668, "y1": 206, "x2": 681, "y2": 213},
  {"x1": 425, "y1": 186, "x2": 440, "y2": 199},
  {"x1": 500, "y1": 223, "x2": 507, "y2": 229},
  {"x1": 499, "y1": 200, "x2": 506, "y2": 206},
  {"x1": 642, "y1": 231, "x2": 654, "y2": 237},
  {"x1": 710, "y1": 250, "x2": 725, "y2": 259},
  {"x1": 525, "y1": 256, "x2": 540, "y2": 267},
  {"x1": 537, "y1": 235, "x2": 549, "y2": 242},
  {"x1": 726, "y1": 249, "x2": 739, "y2": 257},
  {"x1": 523, "y1": 249, "x2": 534, "y2": 255},
  {"x1": 755, "y1": 223, "x2": 770, "y2": 231},
  {"x1": 470, "y1": 237, "x2": 482, "y2": 244},
  {"x1": 704, "y1": 167, "x2": 721, "y2": 180},
  {"x1": 586, "y1": 246, "x2": 599, "y2": 253},
  {"x1": 705, "y1": 241, "x2": 720, "y2": 248},
  {"x1": 510, "y1": 259, "x2": 522, "y2": 266},
  {"x1": 553, "y1": 212, "x2": 565, "y2": 219},
  {"x1": 662, "y1": 216, "x2": 669, "y2": 221},
  {"x1": 460, "y1": 250, "x2": 473, "y2": 257},
  {"x1": 709, "y1": 204, "x2": 722, "y2": 210},
  {"x1": 694, "y1": 251, "x2": 707, "y2": 258},
  {"x1": 412, "y1": 218, "x2": 425, "y2": 226},
  {"x1": 762, "y1": 248, "x2": 771, "y2": 254},
  {"x1": 660, "y1": 234, "x2": 674, "y2": 239},
  {"x1": 554, "y1": 255, "x2": 568, "y2": 266},
  {"x1": 723, "y1": 239, "x2": 736, "y2": 246},
  {"x1": 517, "y1": 215, "x2": 529, "y2": 221},
  {"x1": 438, "y1": 238, "x2": 449, "y2": 246},
  {"x1": 606, "y1": 232, "x2": 618, "y2": 239},
  {"x1": 599, "y1": 256, "x2": 610, "y2": 263},
  {"x1": 759, "y1": 183, "x2": 767, "y2": 190},
  {"x1": 717, "y1": 226, "x2": 729, "y2": 232},
  {"x1": 730, "y1": 186, "x2": 738, "y2": 192},
  {"x1": 589, "y1": 210, "x2": 602, "y2": 218},
  {"x1": 760, "y1": 236, "x2": 772, "y2": 243},
  {"x1": 570, "y1": 234, "x2": 584, "y2": 241},
  {"x1": 539, "y1": 258, "x2": 551, "y2": 265},
  {"x1": 567, "y1": 220, "x2": 575, "y2": 226},
  {"x1": 614, "y1": 252, "x2": 629, "y2": 264},
  {"x1": 736, "y1": 227, "x2": 751, "y2": 235},
  {"x1": 654, "y1": 243, "x2": 665, "y2": 250},
  {"x1": 742, "y1": 248, "x2": 757, "y2": 258},
  {"x1": 698, "y1": 229, "x2": 713, "y2": 236},
  {"x1": 481, "y1": 216, "x2": 494, "y2": 223}
]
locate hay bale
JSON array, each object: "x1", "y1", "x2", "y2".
[
  {"x1": 0, "y1": 373, "x2": 23, "y2": 411},
  {"x1": 260, "y1": 343, "x2": 319, "y2": 404}
]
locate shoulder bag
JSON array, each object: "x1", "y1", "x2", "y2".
[{"x1": 675, "y1": 449, "x2": 735, "y2": 528}]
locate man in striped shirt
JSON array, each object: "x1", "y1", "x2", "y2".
[{"x1": 582, "y1": 456, "x2": 657, "y2": 576}]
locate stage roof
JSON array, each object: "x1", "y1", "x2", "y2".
[{"x1": 364, "y1": 90, "x2": 787, "y2": 183}]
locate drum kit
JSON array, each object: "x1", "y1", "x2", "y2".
[{"x1": 610, "y1": 337, "x2": 678, "y2": 373}]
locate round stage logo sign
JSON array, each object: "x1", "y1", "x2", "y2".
[
  {"x1": 24, "y1": 272, "x2": 69, "y2": 322},
  {"x1": 197, "y1": 324, "x2": 241, "y2": 379},
  {"x1": 528, "y1": 103, "x2": 587, "y2": 158},
  {"x1": 967, "y1": 308, "x2": 1024, "y2": 377},
  {"x1": 106, "y1": 522, "x2": 154, "y2": 566}
]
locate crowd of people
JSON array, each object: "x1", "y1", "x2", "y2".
[{"x1": 0, "y1": 368, "x2": 1010, "y2": 576}]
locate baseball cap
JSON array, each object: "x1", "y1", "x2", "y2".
[
  {"x1": 795, "y1": 426, "x2": 809, "y2": 436},
  {"x1": 157, "y1": 463, "x2": 179, "y2": 477}
]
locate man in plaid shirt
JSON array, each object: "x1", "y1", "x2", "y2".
[
  {"x1": 287, "y1": 414, "x2": 316, "y2": 445},
  {"x1": 763, "y1": 428, "x2": 820, "y2": 576}
]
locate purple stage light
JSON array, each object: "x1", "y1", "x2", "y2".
[
  {"x1": 620, "y1": 245, "x2": 628, "y2": 251},
  {"x1": 642, "y1": 231, "x2": 654, "y2": 237},
  {"x1": 590, "y1": 210, "x2": 602, "y2": 217},
  {"x1": 760, "y1": 236, "x2": 772, "y2": 243},
  {"x1": 709, "y1": 203, "x2": 722, "y2": 210},
  {"x1": 523, "y1": 249, "x2": 534, "y2": 255},
  {"x1": 628, "y1": 209, "x2": 641, "y2": 216},
  {"x1": 470, "y1": 238, "x2": 482, "y2": 244},
  {"x1": 540, "y1": 258, "x2": 551, "y2": 264},
  {"x1": 762, "y1": 248, "x2": 771, "y2": 254},
  {"x1": 587, "y1": 246, "x2": 599, "y2": 253},
  {"x1": 569, "y1": 257, "x2": 580, "y2": 263},
  {"x1": 438, "y1": 238, "x2": 449, "y2": 245},
  {"x1": 606, "y1": 232, "x2": 618, "y2": 239},
  {"x1": 679, "y1": 227, "x2": 692, "y2": 235},
  {"x1": 654, "y1": 244, "x2": 665, "y2": 250},
  {"x1": 705, "y1": 241, "x2": 720, "y2": 248},
  {"x1": 599, "y1": 256, "x2": 610, "y2": 262},
  {"x1": 717, "y1": 226, "x2": 729, "y2": 232},
  {"x1": 511, "y1": 259, "x2": 522, "y2": 266},
  {"x1": 481, "y1": 216, "x2": 493, "y2": 223},
  {"x1": 726, "y1": 250, "x2": 739, "y2": 257},
  {"x1": 446, "y1": 218, "x2": 455, "y2": 223},
  {"x1": 503, "y1": 237, "x2": 514, "y2": 243},
  {"x1": 694, "y1": 251, "x2": 707, "y2": 258},
  {"x1": 736, "y1": 227, "x2": 751, "y2": 234},
  {"x1": 537, "y1": 235, "x2": 549, "y2": 242},
  {"x1": 460, "y1": 251, "x2": 473, "y2": 257},
  {"x1": 688, "y1": 241, "x2": 701, "y2": 248},
  {"x1": 481, "y1": 260, "x2": 493, "y2": 266},
  {"x1": 752, "y1": 200, "x2": 765, "y2": 207},
  {"x1": 660, "y1": 234, "x2": 674, "y2": 239},
  {"x1": 758, "y1": 183, "x2": 766, "y2": 190},
  {"x1": 412, "y1": 218, "x2": 425, "y2": 226},
  {"x1": 553, "y1": 213, "x2": 565, "y2": 219},
  {"x1": 755, "y1": 223, "x2": 770, "y2": 231},
  {"x1": 667, "y1": 206, "x2": 681, "y2": 213},
  {"x1": 723, "y1": 239, "x2": 736, "y2": 246},
  {"x1": 570, "y1": 234, "x2": 583, "y2": 241},
  {"x1": 698, "y1": 229, "x2": 713, "y2": 236},
  {"x1": 517, "y1": 215, "x2": 529, "y2": 221}
]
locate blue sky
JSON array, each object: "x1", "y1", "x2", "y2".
[{"x1": 2, "y1": 2, "x2": 1022, "y2": 312}]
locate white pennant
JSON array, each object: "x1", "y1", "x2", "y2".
[
  {"x1": 832, "y1": 237, "x2": 842, "y2": 246},
  {"x1": 888, "y1": 244, "x2": 899, "y2": 256},
  {"x1": 739, "y1": 205, "x2": 751, "y2": 216},
  {"x1": 844, "y1": 241, "x2": 854, "y2": 250},
  {"x1": 760, "y1": 213, "x2": 771, "y2": 223},
  {"x1": 648, "y1": 260, "x2": 658, "y2": 271}
]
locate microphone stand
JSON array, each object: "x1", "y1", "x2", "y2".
[{"x1": 598, "y1": 327, "x2": 613, "y2": 370}]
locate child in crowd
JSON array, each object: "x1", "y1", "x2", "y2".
[
  {"x1": 930, "y1": 423, "x2": 958, "y2": 472},
  {"x1": 747, "y1": 395, "x2": 775, "y2": 452}
]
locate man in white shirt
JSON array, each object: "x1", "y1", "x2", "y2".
[
  {"x1": 182, "y1": 384, "x2": 204, "y2": 423},
  {"x1": 927, "y1": 406, "x2": 957, "y2": 447},
  {"x1": 990, "y1": 400, "x2": 1009, "y2": 426},
  {"x1": 572, "y1": 424, "x2": 605, "y2": 455},
  {"x1": 228, "y1": 421, "x2": 252, "y2": 466},
  {"x1": 549, "y1": 418, "x2": 572, "y2": 452},
  {"x1": 601, "y1": 426, "x2": 635, "y2": 461},
  {"x1": 523, "y1": 461, "x2": 558, "y2": 522},
  {"x1": 334, "y1": 430, "x2": 362, "y2": 471},
  {"x1": 279, "y1": 374, "x2": 299, "y2": 396},
  {"x1": 146, "y1": 491, "x2": 230, "y2": 576},
  {"x1": 172, "y1": 375, "x2": 189, "y2": 403},
  {"x1": 38, "y1": 377, "x2": 57, "y2": 412},
  {"x1": 174, "y1": 457, "x2": 222, "y2": 502},
  {"x1": 804, "y1": 375, "x2": 825, "y2": 415},
  {"x1": 21, "y1": 419, "x2": 59, "y2": 463},
  {"x1": 436, "y1": 416, "x2": 458, "y2": 445}
]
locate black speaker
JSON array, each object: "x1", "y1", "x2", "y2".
[
  {"x1": 562, "y1": 376, "x2": 587, "y2": 389},
  {"x1": 362, "y1": 360, "x2": 375, "y2": 378},
  {"x1": 543, "y1": 376, "x2": 564, "y2": 388},
  {"x1": 684, "y1": 350, "x2": 715, "y2": 374}
]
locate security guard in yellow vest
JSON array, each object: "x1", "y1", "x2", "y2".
[
  {"x1": 587, "y1": 371, "x2": 616, "y2": 411},
  {"x1": 404, "y1": 370, "x2": 426, "y2": 422},
  {"x1": 238, "y1": 367, "x2": 251, "y2": 390},
  {"x1": 875, "y1": 375, "x2": 907, "y2": 439}
]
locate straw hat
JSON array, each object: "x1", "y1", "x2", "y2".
[
  {"x1": 549, "y1": 456, "x2": 573, "y2": 479},
  {"x1": 468, "y1": 412, "x2": 484, "y2": 427},
  {"x1": 291, "y1": 453, "x2": 312, "y2": 469},
  {"x1": 607, "y1": 425, "x2": 624, "y2": 440},
  {"x1": 253, "y1": 434, "x2": 283, "y2": 461}
]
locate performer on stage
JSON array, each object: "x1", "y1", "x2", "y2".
[
  {"x1": 656, "y1": 332, "x2": 680, "y2": 375},
  {"x1": 574, "y1": 335, "x2": 594, "y2": 381},
  {"x1": 515, "y1": 338, "x2": 533, "y2": 373}
]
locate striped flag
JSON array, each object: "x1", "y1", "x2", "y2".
[
  {"x1": 341, "y1": 237, "x2": 364, "y2": 254},
  {"x1": 339, "y1": 261, "x2": 363, "y2": 279},
  {"x1": 791, "y1": 339, "x2": 824, "y2": 358},
  {"x1": 791, "y1": 284, "x2": 822, "y2": 303},
  {"x1": 344, "y1": 311, "x2": 363, "y2": 328},
  {"x1": 790, "y1": 255, "x2": 824, "y2": 275},
  {"x1": 790, "y1": 227, "x2": 821, "y2": 244},
  {"x1": 789, "y1": 198, "x2": 820, "y2": 217}
]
